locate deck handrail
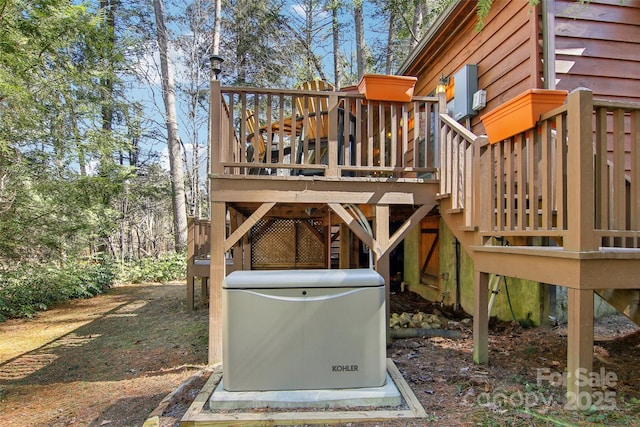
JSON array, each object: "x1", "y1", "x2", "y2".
[
  {"x1": 445, "y1": 88, "x2": 640, "y2": 251},
  {"x1": 438, "y1": 111, "x2": 488, "y2": 229},
  {"x1": 209, "y1": 80, "x2": 440, "y2": 180}
]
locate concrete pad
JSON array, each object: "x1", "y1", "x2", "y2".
[{"x1": 209, "y1": 373, "x2": 402, "y2": 410}]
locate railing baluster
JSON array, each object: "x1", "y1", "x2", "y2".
[
  {"x1": 464, "y1": 140, "x2": 473, "y2": 226},
  {"x1": 367, "y1": 102, "x2": 374, "y2": 169},
  {"x1": 413, "y1": 101, "x2": 421, "y2": 169},
  {"x1": 290, "y1": 94, "x2": 298, "y2": 166},
  {"x1": 390, "y1": 103, "x2": 398, "y2": 168},
  {"x1": 355, "y1": 99, "x2": 362, "y2": 168},
  {"x1": 514, "y1": 134, "x2": 524, "y2": 230},
  {"x1": 527, "y1": 130, "x2": 538, "y2": 231},
  {"x1": 555, "y1": 113, "x2": 566, "y2": 231},
  {"x1": 613, "y1": 108, "x2": 626, "y2": 233},
  {"x1": 278, "y1": 94, "x2": 285, "y2": 169},
  {"x1": 378, "y1": 103, "x2": 386, "y2": 168},
  {"x1": 401, "y1": 104, "x2": 408, "y2": 169},
  {"x1": 631, "y1": 111, "x2": 640, "y2": 237},
  {"x1": 540, "y1": 120, "x2": 553, "y2": 230},
  {"x1": 451, "y1": 134, "x2": 459, "y2": 208},
  {"x1": 594, "y1": 107, "x2": 608, "y2": 230},
  {"x1": 496, "y1": 143, "x2": 505, "y2": 232},
  {"x1": 239, "y1": 98, "x2": 247, "y2": 166},
  {"x1": 505, "y1": 137, "x2": 514, "y2": 231}
]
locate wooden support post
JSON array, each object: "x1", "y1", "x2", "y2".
[
  {"x1": 208, "y1": 201, "x2": 226, "y2": 366},
  {"x1": 229, "y1": 210, "x2": 240, "y2": 274},
  {"x1": 242, "y1": 231, "x2": 251, "y2": 271},
  {"x1": 327, "y1": 94, "x2": 339, "y2": 177},
  {"x1": 566, "y1": 288, "x2": 594, "y2": 409},
  {"x1": 566, "y1": 88, "x2": 597, "y2": 251},
  {"x1": 186, "y1": 217, "x2": 196, "y2": 310},
  {"x1": 325, "y1": 210, "x2": 331, "y2": 268},
  {"x1": 210, "y1": 80, "x2": 222, "y2": 176},
  {"x1": 339, "y1": 223, "x2": 350, "y2": 269},
  {"x1": 475, "y1": 136, "x2": 490, "y2": 240},
  {"x1": 473, "y1": 270, "x2": 489, "y2": 364}
]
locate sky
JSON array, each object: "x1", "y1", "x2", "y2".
[{"x1": 129, "y1": 0, "x2": 390, "y2": 173}]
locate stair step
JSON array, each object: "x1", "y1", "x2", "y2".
[
  {"x1": 460, "y1": 225, "x2": 478, "y2": 232},
  {"x1": 436, "y1": 193, "x2": 451, "y2": 200}
]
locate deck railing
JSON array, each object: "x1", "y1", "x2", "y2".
[
  {"x1": 592, "y1": 97, "x2": 640, "y2": 248},
  {"x1": 440, "y1": 88, "x2": 640, "y2": 251},
  {"x1": 209, "y1": 81, "x2": 440, "y2": 179}
]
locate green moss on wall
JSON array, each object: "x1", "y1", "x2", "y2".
[{"x1": 403, "y1": 217, "x2": 548, "y2": 326}]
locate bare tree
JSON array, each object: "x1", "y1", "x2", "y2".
[
  {"x1": 384, "y1": 3, "x2": 396, "y2": 74},
  {"x1": 328, "y1": 0, "x2": 342, "y2": 87},
  {"x1": 213, "y1": 0, "x2": 221, "y2": 55},
  {"x1": 411, "y1": 0, "x2": 425, "y2": 50},
  {"x1": 153, "y1": 0, "x2": 188, "y2": 251},
  {"x1": 354, "y1": 0, "x2": 366, "y2": 79}
]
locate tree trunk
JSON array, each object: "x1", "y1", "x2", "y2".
[
  {"x1": 213, "y1": 0, "x2": 221, "y2": 54},
  {"x1": 385, "y1": 7, "x2": 396, "y2": 75},
  {"x1": 354, "y1": 0, "x2": 366, "y2": 80},
  {"x1": 411, "y1": 0, "x2": 424, "y2": 49},
  {"x1": 304, "y1": 0, "x2": 314, "y2": 81},
  {"x1": 153, "y1": 0, "x2": 188, "y2": 252},
  {"x1": 331, "y1": 0, "x2": 340, "y2": 88}
]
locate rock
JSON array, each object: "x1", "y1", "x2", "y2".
[{"x1": 390, "y1": 317, "x2": 401, "y2": 329}]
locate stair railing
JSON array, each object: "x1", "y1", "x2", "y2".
[{"x1": 438, "y1": 95, "x2": 488, "y2": 229}]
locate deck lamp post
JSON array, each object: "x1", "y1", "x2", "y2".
[{"x1": 210, "y1": 54, "x2": 224, "y2": 80}]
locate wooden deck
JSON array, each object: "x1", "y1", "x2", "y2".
[{"x1": 202, "y1": 82, "x2": 640, "y2": 407}]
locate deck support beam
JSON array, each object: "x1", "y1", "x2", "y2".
[
  {"x1": 566, "y1": 288, "x2": 594, "y2": 408},
  {"x1": 473, "y1": 270, "x2": 489, "y2": 364}
]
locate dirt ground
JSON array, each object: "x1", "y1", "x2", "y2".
[{"x1": 1, "y1": 282, "x2": 639, "y2": 426}]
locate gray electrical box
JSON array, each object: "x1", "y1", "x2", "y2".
[
  {"x1": 453, "y1": 64, "x2": 478, "y2": 121},
  {"x1": 222, "y1": 269, "x2": 386, "y2": 392}
]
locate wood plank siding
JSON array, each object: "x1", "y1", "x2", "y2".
[
  {"x1": 400, "y1": 0, "x2": 543, "y2": 137},
  {"x1": 554, "y1": 0, "x2": 640, "y2": 102}
]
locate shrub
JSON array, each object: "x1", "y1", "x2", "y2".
[
  {"x1": 114, "y1": 252, "x2": 186, "y2": 284},
  {"x1": 0, "y1": 256, "x2": 115, "y2": 321}
]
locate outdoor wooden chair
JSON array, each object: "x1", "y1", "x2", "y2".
[
  {"x1": 295, "y1": 80, "x2": 335, "y2": 167},
  {"x1": 295, "y1": 80, "x2": 334, "y2": 142},
  {"x1": 245, "y1": 109, "x2": 266, "y2": 163}
]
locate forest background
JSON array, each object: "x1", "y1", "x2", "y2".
[{"x1": 0, "y1": 0, "x2": 453, "y2": 319}]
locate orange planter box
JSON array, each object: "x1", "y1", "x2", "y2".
[
  {"x1": 481, "y1": 89, "x2": 568, "y2": 144},
  {"x1": 357, "y1": 74, "x2": 417, "y2": 102}
]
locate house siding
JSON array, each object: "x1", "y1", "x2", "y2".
[
  {"x1": 403, "y1": 0, "x2": 542, "y2": 137},
  {"x1": 401, "y1": 0, "x2": 640, "y2": 323},
  {"x1": 554, "y1": 0, "x2": 640, "y2": 102}
]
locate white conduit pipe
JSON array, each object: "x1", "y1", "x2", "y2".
[{"x1": 345, "y1": 204, "x2": 374, "y2": 269}]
